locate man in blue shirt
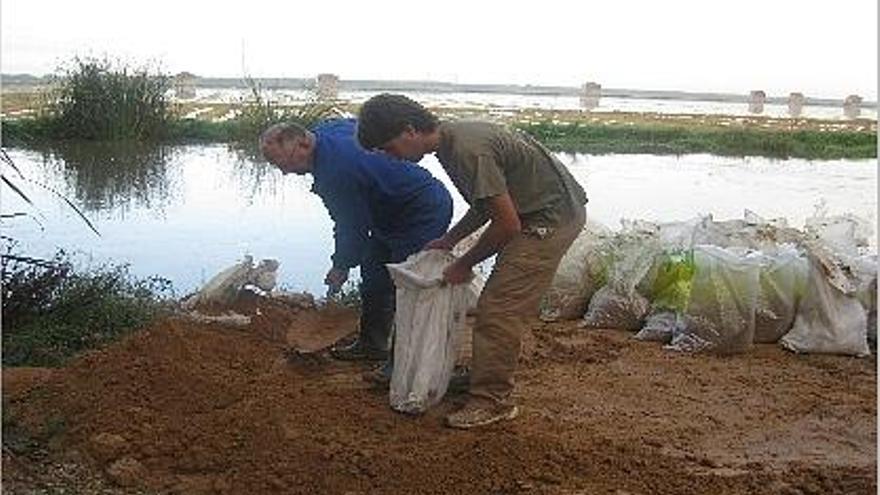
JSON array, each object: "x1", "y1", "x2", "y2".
[{"x1": 260, "y1": 119, "x2": 452, "y2": 365}]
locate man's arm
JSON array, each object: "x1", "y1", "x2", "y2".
[
  {"x1": 443, "y1": 193, "x2": 521, "y2": 284},
  {"x1": 318, "y1": 179, "x2": 371, "y2": 274},
  {"x1": 426, "y1": 206, "x2": 489, "y2": 251}
]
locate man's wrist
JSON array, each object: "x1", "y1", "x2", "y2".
[{"x1": 442, "y1": 234, "x2": 459, "y2": 247}]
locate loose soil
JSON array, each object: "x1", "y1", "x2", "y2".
[{"x1": 2, "y1": 296, "x2": 875, "y2": 494}]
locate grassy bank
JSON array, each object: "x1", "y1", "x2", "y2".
[
  {"x1": 516, "y1": 120, "x2": 878, "y2": 159},
  {"x1": 1, "y1": 250, "x2": 174, "y2": 367},
  {"x1": 4, "y1": 112, "x2": 875, "y2": 160}
]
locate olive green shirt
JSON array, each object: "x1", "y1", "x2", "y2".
[{"x1": 436, "y1": 120, "x2": 588, "y2": 228}]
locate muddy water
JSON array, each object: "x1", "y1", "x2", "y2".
[{"x1": 3, "y1": 143, "x2": 875, "y2": 295}]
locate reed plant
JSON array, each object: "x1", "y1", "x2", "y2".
[
  {"x1": 48, "y1": 57, "x2": 172, "y2": 140},
  {"x1": 230, "y1": 76, "x2": 338, "y2": 146}
]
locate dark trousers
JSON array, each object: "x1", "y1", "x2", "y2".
[
  {"x1": 358, "y1": 198, "x2": 452, "y2": 352},
  {"x1": 357, "y1": 238, "x2": 400, "y2": 352}
]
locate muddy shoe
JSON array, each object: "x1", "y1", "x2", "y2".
[
  {"x1": 330, "y1": 340, "x2": 388, "y2": 361},
  {"x1": 446, "y1": 401, "x2": 519, "y2": 429},
  {"x1": 362, "y1": 365, "x2": 392, "y2": 388}
]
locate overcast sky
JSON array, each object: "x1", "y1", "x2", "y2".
[{"x1": 2, "y1": 0, "x2": 877, "y2": 99}]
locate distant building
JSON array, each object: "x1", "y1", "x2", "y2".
[
  {"x1": 174, "y1": 72, "x2": 198, "y2": 99},
  {"x1": 843, "y1": 94, "x2": 862, "y2": 119},
  {"x1": 748, "y1": 90, "x2": 766, "y2": 114},
  {"x1": 316, "y1": 73, "x2": 339, "y2": 100},
  {"x1": 787, "y1": 92, "x2": 805, "y2": 117},
  {"x1": 580, "y1": 82, "x2": 601, "y2": 110}
]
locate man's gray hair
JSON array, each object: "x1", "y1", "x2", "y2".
[{"x1": 259, "y1": 122, "x2": 309, "y2": 146}]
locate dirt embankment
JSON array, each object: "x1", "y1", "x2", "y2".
[{"x1": 2, "y1": 296, "x2": 876, "y2": 494}]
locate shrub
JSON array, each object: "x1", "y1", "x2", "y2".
[
  {"x1": 48, "y1": 57, "x2": 172, "y2": 141},
  {"x1": 1, "y1": 247, "x2": 174, "y2": 367}
]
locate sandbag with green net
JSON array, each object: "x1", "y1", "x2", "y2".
[
  {"x1": 634, "y1": 251, "x2": 696, "y2": 342},
  {"x1": 652, "y1": 250, "x2": 697, "y2": 312}
]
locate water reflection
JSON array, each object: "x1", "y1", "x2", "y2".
[
  {"x1": 226, "y1": 144, "x2": 289, "y2": 203},
  {"x1": 30, "y1": 141, "x2": 178, "y2": 215}
]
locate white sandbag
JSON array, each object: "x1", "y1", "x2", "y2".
[
  {"x1": 251, "y1": 259, "x2": 280, "y2": 291},
  {"x1": 657, "y1": 216, "x2": 710, "y2": 250},
  {"x1": 850, "y1": 255, "x2": 878, "y2": 350},
  {"x1": 744, "y1": 209, "x2": 789, "y2": 229},
  {"x1": 695, "y1": 217, "x2": 803, "y2": 252},
  {"x1": 780, "y1": 252, "x2": 871, "y2": 357},
  {"x1": 581, "y1": 228, "x2": 660, "y2": 330},
  {"x1": 804, "y1": 211, "x2": 873, "y2": 255},
  {"x1": 182, "y1": 255, "x2": 280, "y2": 308},
  {"x1": 386, "y1": 250, "x2": 479, "y2": 414},
  {"x1": 582, "y1": 285, "x2": 650, "y2": 330},
  {"x1": 754, "y1": 246, "x2": 808, "y2": 343},
  {"x1": 666, "y1": 245, "x2": 762, "y2": 354},
  {"x1": 541, "y1": 220, "x2": 614, "y2": 322},
  {"x1": 850, "y1": 255, "x2": 878, "y2": 331}
]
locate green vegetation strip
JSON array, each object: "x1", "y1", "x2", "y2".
[
  {"x1": 516, "y1": 121, "x2": 877, "y2": 160},
  {"x1": 5, "y1": 117, "x2": 875, "y2": 160}
]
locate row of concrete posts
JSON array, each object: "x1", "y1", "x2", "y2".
[
  {"x1": 172, "y1": 72, "x2": 868, "y2": 118},
  {"x1": 580, "y1": 81, "x2": 865, "y2": 118}
]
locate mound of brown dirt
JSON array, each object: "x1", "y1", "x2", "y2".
[{"x1": 2, "y1": 301, "x2": 876, "y2": 495}]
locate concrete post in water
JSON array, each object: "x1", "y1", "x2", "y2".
[
  {"x1": 580, "y1": 82, "x2": 601, "y2": 110},
  {"x1": 316, "y1": 73, "x2": 340, "y2": 100},
  {"x1": 748, "y1": 90, "x2": 766, "y2": 114},
  {"x1": 787, "y1": 92, "x2": 805, "y2": 117},
  {"x1": 843, "y1": 95, "x2": 862, "y2": 119},
  {"x1": 173, "y1": 72, "x2": 197, "y2": 100}
]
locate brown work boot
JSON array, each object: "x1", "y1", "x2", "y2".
[
  {"x1": 330, "y1": 340, "x2": 388, "y2": 361},
  {"x1": 361, "y1": 363, "x2": 392, "y2": 389},
  {"x1": 446, "y1": 400, "x2": 519, "y2": 429}
]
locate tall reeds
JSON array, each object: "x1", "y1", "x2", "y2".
[
  {"x1": 49, "y1": 57, "x2": 172, "y2": 140},
  {"x1": 230, "y1": 76, "x2": 338, "y2": 144}
]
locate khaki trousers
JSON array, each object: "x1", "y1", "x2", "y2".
[{"x1": 470, "y1": 204, "x2": 586, "y2": 405}]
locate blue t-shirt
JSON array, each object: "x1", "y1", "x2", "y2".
[{"x1": 310, "y1": 119, "x2": 451, "y2": 269}]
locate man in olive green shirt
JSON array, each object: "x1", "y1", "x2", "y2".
[{"x1": 357, "y1": 94, "x2": 587, "y2": 429}]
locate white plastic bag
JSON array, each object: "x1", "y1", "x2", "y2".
[
  {"x1": 667, "y1": 245, "x2": 762, "y2": 354},
  {"x1": 754, "y1": 246, "x2": 808, "y2": 343},
  {"x1": 541, "y1": 220, "x2": 614, "y2": 322},
  {"x1": 182, "y1": 255, "x2": 280, "y2": 308},
  {"x1": 804, "y1": 212, "x2": 873, "y2": 256},
  {"x1": 780, "y1": 251, "x2": 871, "y2": 357},
  {"x1": 850, "y1": 255, "x2": 878, "y2": 350},
  {"x1": 582, "y1": 285, "x2": 650, "y2": 330},
  {"x1": 581, "y1": 226, "x2": 661, "y2": 330},
  {"x1": 386, "y1": 250, "x2": 479, "y2": 414}
]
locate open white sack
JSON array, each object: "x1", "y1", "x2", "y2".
[{"x1": 386, "y1": 250, "x2": 480, "y2": 414}]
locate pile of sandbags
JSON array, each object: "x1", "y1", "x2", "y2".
[{"x1": 542, "y1": 210, "x2": 877, "y2": 357}]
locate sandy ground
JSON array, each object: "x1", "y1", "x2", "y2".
[{"x1": 2, "y1": 296, "x2": 876, "y2": 494}]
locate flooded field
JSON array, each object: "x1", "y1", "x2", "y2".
[
  {"x1": 186, "y1": 88, "x2": 879, "y2": 120},
  {"x1": 4, "y1": 143, "x2": 875, "y2": 295}
]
